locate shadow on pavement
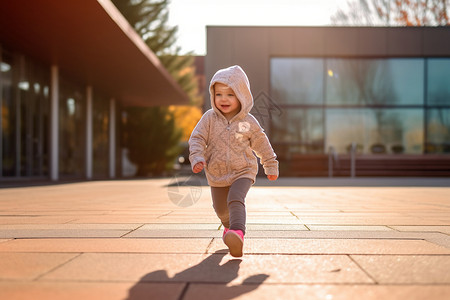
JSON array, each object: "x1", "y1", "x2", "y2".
[{"x1": 125, "y1": 250, "x2": 269, "y2": 300}]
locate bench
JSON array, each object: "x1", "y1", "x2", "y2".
[
  {"x1": 333, "y1": 154, "x2": 450, "y2": 177},
  {"x1": 281, "y1": 154, "x2": 450, "y2": 177}
]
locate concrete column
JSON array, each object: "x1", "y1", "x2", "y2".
[
  {"x1": 109, "y1": 98, "x2": 116, "y2": 178},
  {"x1": 50, "y1": 65, "x2": 59, "y2": 181},
  {"x1": 86, "y1": 86, "x2": 93, "y2": 179}
]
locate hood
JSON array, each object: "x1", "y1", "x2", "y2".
[{"x1": 209, "y1": 65, "x2": 253, "y2": 120}]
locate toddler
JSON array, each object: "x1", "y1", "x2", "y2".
[{"x1": 189, "y1": 65, "x2": 278, "y2": 257}]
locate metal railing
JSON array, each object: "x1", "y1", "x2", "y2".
[
  {"x1": 328, "y1": 146, "x2": 337, "y2": 178},
  {"x1": 328, "y1": 142, "x2": 357, "y2": 178},
  {"x1": 350, "y1": 142, "x2": 357, "y2": 178}
]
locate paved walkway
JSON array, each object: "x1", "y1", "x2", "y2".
[{"x1": 0, "y1": 177, "x2": 449, "y2": 299}]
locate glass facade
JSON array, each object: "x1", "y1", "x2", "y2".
[
  {"x1": 93, "y1": 95, "x2": 109, "y2": 178},
  {"x1": 325, "y1": 108, "x2": 424, "y2": 154},
  {"x1": 271, "y1": 108, "x2": 324, "y2": 155},
  {"x1": 326, "y1": 59, "x2": 424, "y2": 106},
  {"x1": 427, "y1": 59, "x2": 450, "y2": 105},
  {"x1": 271, "y1": 58, "x2": 324, "y2": 105},
  {"x1": 1, "y1": 50, "x2": 16, "y2": 176},
  {"x1": 1, "y1": 46, "x2": 115, "y2": 180},
  {"x1": 1, "y1": 49, "x2": 50, "y2": 177},
  {"x1": 427, "y1": 108, "x2": 450, "y2": 153},
  {"x1": 270, "y1": 57, "x2": 450, "y2": 156},
  {"x1": 59, "y1": 76, "x2": 86, "y2": 178}
]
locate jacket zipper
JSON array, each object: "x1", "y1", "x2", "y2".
[{"x1": 226, "y1": 121, "x2": 231, "y2": 180}]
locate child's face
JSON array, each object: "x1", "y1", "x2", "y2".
[{"x1": 214, "y1": 83, "x2": 241, "y2": 120}]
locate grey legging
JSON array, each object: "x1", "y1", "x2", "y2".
[{"x1": 211, "y1": 178, "x2": 252, "y2": 235}]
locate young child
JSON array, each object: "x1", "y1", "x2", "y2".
[{"x1": 189, "y1": 65, "x2": 279, "y2": 257}]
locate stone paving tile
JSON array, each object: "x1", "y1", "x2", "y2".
[
  {"x1": 0, "y1": 281, "x2": 184, "y2": 300},
  {"x1": 41, "y1": 253, "x2": 208, "y2": 282},
  {"x1": 0, "y1": 229, "x2": 131, "y2": 238},
  {"x1": 246, "y1": 218, "x2": 303, "y2": 225},
  {"x1": 0, "y1": 210, "x2": 115, "y2": 216},
  {"x1": 137, "y1": 223, "x2": 220, "y2": 230},
  {"x1": 252, "y1": 230, "x2": 450, "y2": 244},
  {"x1": 405, "y1": 212, "x2": 450, "y2": 217},
  {"x1": 152, "y1": 215, "x2": 222, "y2": 220},
  {"x1": 106, "y1": 211, "x2": 170, "y2": 216},
  {"x1": 391, "y1": 226, "x2": 450, "y2": 235},
  {"x1": 124, "y1": 229, "x2": 450, "y2": 241},
  {"x1": 124, "y1": 229, "x2": 221, "y2": 238},
  {"x1": 301, "y1": 217, "x2": 447, "y2": 226},
  {"x1": 230, "y1": 254, "x2": 373, "y2": 285},
  {"x1": 124, "y1": 227, "x2": 310, "y2": 238},
  {"x1": 0, "y1": 238, "x2": 212, "y2": 254},
  {"x1": 292, "y1": 212, "x2": 405, "y2": 217},
  {"x1": 308, "y1": 225, "x2": 393, "y2": 231},
  {"x1": 351, "y1": 255, "x2": 450, "y2": 284},
  {"x1": 424, "y1": 233, "x2": 450, "y2": 249},
  {"x1": 0, "y1": 179, "x2": 449, "y2": 299},
  {"x1": 209, "y1": 238, "x2": 450, "y2": 255},
  {"x1": 246, "y1": 224, "x2": 309, "y2": 231},
  {"x1": 0, "y1": 252, "x2": 79, "y2": 280},
  {"x1": 244, "y1": 231, "x2": 320, "y2": 238},
  {"x1": 167, "y1": 210, "x2": 221, "y2": 216},
  {"x1": 0, "y1": 224, "x2": 143, "y2": 230},
  {"x1": 40, "y1": 253, "x2": 372, "y2": 284},
  {"x1": 246, "y1": 212, "x2": 295, "y2": 216},
  {"x1": 184, "y1": 284, "x2": 450, "y2": 300},
  {"x1": 68, "y1": 216, "x2": 161, "y2": 223},
  {"x1": 135, "y1": 217, "x2": 219, "y2": 226},
  {"x1": 0, "y1": 216, "x2": 79, "y2": 225}
]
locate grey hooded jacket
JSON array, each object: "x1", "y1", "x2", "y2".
[{"x1": 189, "y1": 65, "x2": 278, "y2": 187}]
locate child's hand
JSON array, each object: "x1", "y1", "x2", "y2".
[
  {"x1": 193, "y1": 161, "x2": 206, "y2": 173},
  {"x1": 267, "y1": 175, "x2": 278, "y2": 181}
]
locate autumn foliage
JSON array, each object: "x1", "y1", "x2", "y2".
[
  {"x1": 113, "y1": 0, "x2": 203, "y2": 175},
  {"x1": 332, "y1": 0, "x2": 450, "y2": 26}
]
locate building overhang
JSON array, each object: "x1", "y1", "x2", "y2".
[{"x1": 0, "y1": 0, "x2": 189, "y2": 106}]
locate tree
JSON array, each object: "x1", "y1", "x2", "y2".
[
  {"x1": 331, "y1": 0, "x2": 450, "y2": 26},
  {"x1": 124, "y1": 106, "x2": 182, "y2": 176},
  {"x1": 168, "y1": 105, "x2": 203, "y2": 141},
  {"x1": 112, "y1": 0, "x2": 200, "y2": 102},
  {"x1": 112, "y1": 0, "x2": 202, "y2": 174}
]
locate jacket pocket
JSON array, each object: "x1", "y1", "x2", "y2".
[
  {"x1": 243, "y1": 152, "x2": 251, "y2": 167},
  {"x1": 230, "y1": 152, "x2": 251, "y2": 172}
]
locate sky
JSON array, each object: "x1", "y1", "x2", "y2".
[{"x1": 167, "y1": 0, "x2": 349, "y2": 55}]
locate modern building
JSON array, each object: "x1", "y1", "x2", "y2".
[
  {"x1": 206, "y1": 26, "x2": 450, "y2": 176},
  {"x1": 0, "y1": 0, "x2": 188, "y2": 183}
]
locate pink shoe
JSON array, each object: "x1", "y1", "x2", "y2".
[
  {"x1": 223, "y1": 229, "x2": 244, "y2": 257},
  {"x1": 222, "y1": 227, "x2": 229, "y2": 242}
]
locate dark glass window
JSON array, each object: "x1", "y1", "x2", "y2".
[
  {"x1": 269, "y1": 57, "x2": 442, "y2": 155},
  {"x1": 427, "y1": 59, "x2": 450, "y2": 105},
  {"x1": 326, "y1": 59, "x2": 424, "y2": 106},
  {"x1": 93, "y1": 95, "x2": 109, "y2": 178},
  {"x1": 1, "y1": 50, "x2": 50, "y2": 177},
  {"x1": 1, "y1": 51, "x2": 16, "y2": 176},
  {"x1": 426, "y1": 108, "x2": 450, "y2": 153},
  {"x1": 271, "y1": 58, "x2": 323, "y2": 105},
  {"x1": 271, "y1": 108, "x2": 323, "y2": 154},
  {"x1": 326, "y1": 109, "x2": 423, "y2": 154},
  {"x1": 59, "y1": 77, "x2": 85, "y2": 178}
]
